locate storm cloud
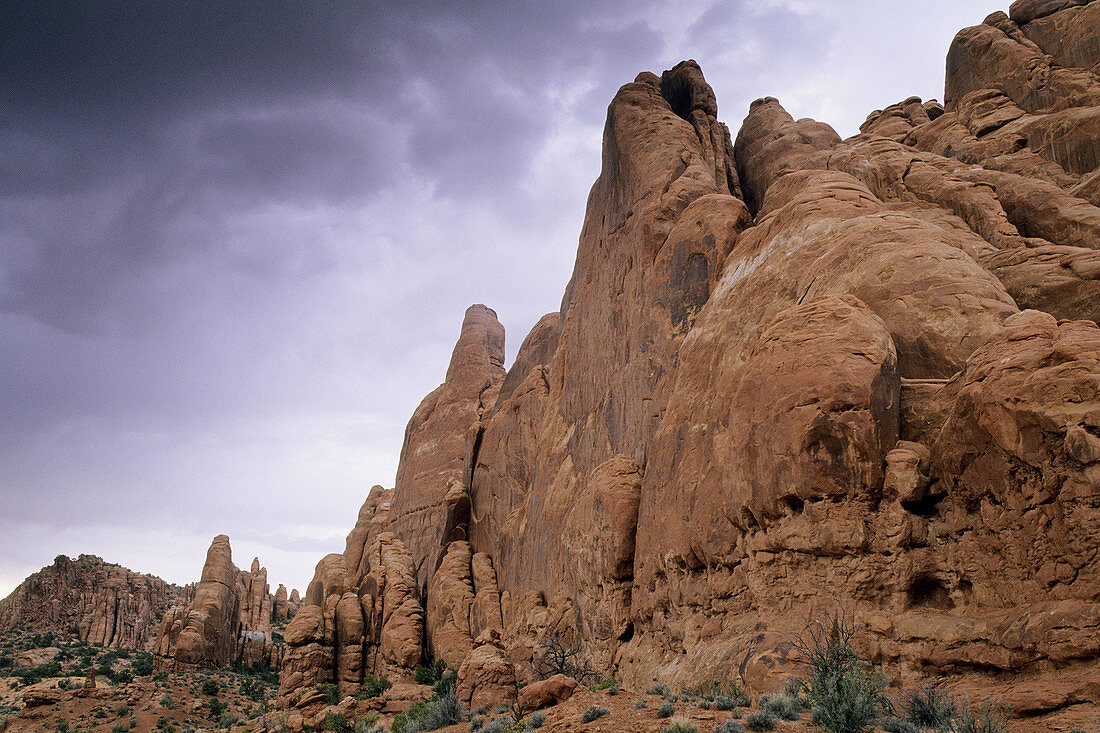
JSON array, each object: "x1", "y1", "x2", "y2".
[{"x1": 1, "y1": 0, "x2": 1004, "y2": 594}]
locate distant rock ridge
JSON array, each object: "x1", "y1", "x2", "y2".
[
  {"x1": 155, "y1": 535, "x2": 299, "y2": 670},
  {"x1": 277, "y1": 1, "x2": 1100, "y2": 721},
  {"x1": 0, "y1": 554, "x2": 181, "y2": 651}
]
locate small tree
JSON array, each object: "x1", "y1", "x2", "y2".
[{"x1": 535, "y1": 632, "x2": 599, "y2": 684}]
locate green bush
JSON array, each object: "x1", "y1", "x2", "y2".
[
  {"x1": 759, "y1": 692, "x2": 802, "y2": 720},
  {"x1": 681, "y1": 680, "x2": 747, "y2": 704},
  {"x1": 201, "y1": 678, "x2": 221, "y2": 696},
  {"x1": 882, "y1": 717, "x2": 918, "y2": 733},
  {"x1": 481, "y1": 715, "x2": 519, "y2": 733},
  {"x1": 317, "y1": 682, "x2": 341, "y2": 705},
  {"x1": 657, "y1": 702, "x2": 676, "y2": 718},
  {"x1": 581, "y1": 706, "x2": 609, "y2": 723},
  {"x1": 647, "y1": 683, "x2": 671, "y2": 697},
  {"x1": 660, "y1": 718, "x2": 698, "y2": 733},
  {"x1": 635, "y1": 698, "x2": 648, "y2": 709},
  {"x1": 593, "y1": 677, "x2": 617, "y2": 691},
  {"x1": 391, "y1": 688, "x2": 463, "y2": 733},
  {"x1": 716, "y1": 721, "x2": 744, "y2": 733},
  {"x1": 902, "y1": 684, "x2": 955, "y2": 731},
  {"x1": 794, "y1": 615, "x2": 888, "y2": 733},
  {"x1": 745, "y1": 711, "x2": 776, "y2": 731},
  {"x1": 353, "y1": 712, "x2": 383, "y2": 733},
  {"x1": 415, "y1": 659, "x2": 446, "y2": 685},
  {"x1": 324, "y1": 711, "x2": 353, "y2": 732},
  {"x1": 132, "y1": 653, "x2": 155, "y2": 676},
  {"x1": 714, "y1": 695, "x2": 745, "y2": 711},
  {"x1": 241, "y1": 677, "x2": 267, "y2": 701},
  {"x1": 160, "y1": 693, "x2": 174, "y2": 708},
  {"x1": 208, "y1": 697, "x2": 227, "y2": 719},
  {"x1": 358, "y1": 674, "x2": 392, "y2": 699},
  {"x1": 218, "y1": 712, "x2": 242, "y2": 729},
  {"x1": 432, "y1": 668, "x2": 457, "y2": 696},
  {"x1": 954, "y1": 698, "x2": 1008, "y2": 733}
]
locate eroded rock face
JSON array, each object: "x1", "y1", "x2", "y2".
[
  {"x1": 279, "y1": 4, "x2": 1100, "y2": 720},
  {"x1": 277, "y1": 486, "x2": 430, "y2": 708},
  {"x1": 155, "y1": 535, "x2": 289, "y2": 670},
  {"x1": 388, "y1": 305, "x2": 506, "y2": 593},
  {"x1": 0, "y1": 555, "x2": 180, "y2": 651}
]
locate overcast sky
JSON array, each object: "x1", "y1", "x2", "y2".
[{"x1": 0, "y1": 0, "x2": 1006, "y2": 598}]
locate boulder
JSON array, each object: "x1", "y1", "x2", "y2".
[
  {"x1": 457, "y1": 629, "x2": 517, "y2": 711},
  {"x1": 517, "y1": 674, "x2": 577, "y2": 711}
]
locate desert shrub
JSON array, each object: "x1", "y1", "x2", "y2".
[
  {"x1": 716, "y1": 720, "x2": 745, "y2": 733},
  {"x1": 535, "y1": 632, "x2": 598, "y2": 684},
  {"x1": 54, "y1": 720, "x2": 69, "y2": 732},
  {"x1": 111, "y1": 725, "x2": 129, "y2": 733},
  {"x1": 201, "y1": 678, "x2": 221, "y2": 696},
  {"x1": 241, "y1": 676, "x2": 268, "y2": 701},
  {"x1": 745, "y1": 711, "x2": 777, "y2": 731},
  {"x1": 470, "y1": 716, "x2": 484, "y2": 732},
  {"x1": 415, "y1": 659, "x2": 447, "y2": 685},
  {"x1": 794, "y1": 614, "x2": 889, "y2": 733},
  {"x1": 681, "y1": 680, "x2": 747, "y2": 703},
  {"x1": 391, "y1": 688, "x2": 463, "y2": 733},
  {"x1": 481, "y1": 715, "x2": 521, "y2": 733},
  {"x1": 657, "y1": 702, "x2": 676, "y2": 718},
  {"x1": 433, "y1": 668, "x2": 457, "y2": 695},
  {"x1": 528, "y1": 711, "x2": 546, "y2": 728},
  {"x1": 114, "y1": 669, "x2": 134, "y2": 684},
  {"x1": 131, "y1": 652, "x2": 155, "y2": 676},
  {"x1": 219, "y1": 712, "x2": 242, "y2": 729},
  {"x1": 593, "y1": 677, "x2": 616, "y2": 691},
  {"x1": 353, "y1": 712, "x2": 383, "y2": 733},
  {"x1": 358, "y1": 674, "x2": 392, "y2": 699},
  {"x1": 902, "y1": 684, "x2": 955, "y2": 731},
  {"x1": 160, "y1": 693, "x2": 174, "y2": 708},
  {"x1": 660, "y1": 718, "x2": 698, "y2": 733},
  {"x1": 324, "y1": 711, "x2": 353, "y2": 732},
  {"x1": 116, "y1": 705, "x2": 131, "y2": 717},
  {"x1": 581, "y1": 706, "x2": 609, "y2": 723},
  {"x1": 56, "y1": 677, "x2": 73, "y2": 690},
  {"x1": 714, "y1": 695, "x2": 744, "y2": 711},
  {"x1": 208, "y1": 697, "x2": 227, "y2": 719},
  {"x1": 881, "y1": 717, "x2": 918, "y2": 733},
  {"x1": 698, "y1": 700, "x2": 712, "y2": 709},
  {"x1": 953, "y1": 698, "x2": 1008, "y2": 733},
  {"x1": 317, "y1": 682, "x2": 341, "y2": 705},
  {"x1": 635, "y1": 698, "x2": 649, "y2": 709},
  {"x1": 759, "y1": 692, "x2": 802, "y2": 720},
  {"x1": 647, "y1": 682, "x2": 671, "y2": 697}
]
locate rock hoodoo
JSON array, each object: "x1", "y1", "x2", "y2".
[
  {"x1": 155, "y1": 535, "x2": 296, "y2": 669},
  {"x1": 279, "y1": 0, "x2": 1100, "y2": 721},
  {"x1": 0, "y1": 555, "x2": 180, "y2": 651}
]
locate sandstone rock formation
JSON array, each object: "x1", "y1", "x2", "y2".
[
  {"x1": 155, "y1": 535, "x2": 293, "y2": 670},
  {"x1": 456, "y1": 629, "x2": 516, "y2": 711},
  {"x1": 277, "y1": 486, "x2": 434, "y2": 707},
  {"x1": 280, "y1": 1, "x2": 1100, "y2": 722},
  {"x1": 0, "y1": 555, "x2": 180, "y2": 650}
]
